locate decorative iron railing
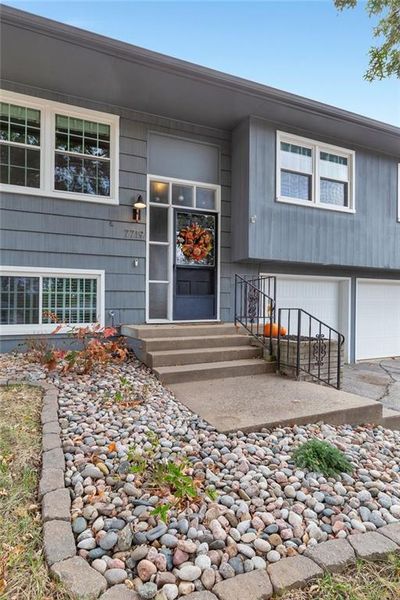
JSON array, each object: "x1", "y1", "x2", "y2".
[
  {"x1": 276, "y1": 308, "x2": 345, "y2": 389},
  {"x1": 234, "y1": 274, "x2": 276, "y2": 354}
]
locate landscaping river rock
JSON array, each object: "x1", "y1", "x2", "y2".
[{"x1": 2, "y1": 354, "x2": 400, "y2": 599}]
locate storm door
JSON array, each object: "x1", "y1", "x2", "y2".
[{"x1": 174, "y1": 210, "x2": 217, "y2": 320}]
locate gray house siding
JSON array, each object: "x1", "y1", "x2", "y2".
[
  {"x1": 0, "y1": 83, "x2": 242, "y2": 351},
  {"x1": 232, "y1": 117, "x2": 400, "y2": 270}
]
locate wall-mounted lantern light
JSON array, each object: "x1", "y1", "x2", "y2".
[{"x1": 133, "y1": 195, "x2": 146, "y2": 222}]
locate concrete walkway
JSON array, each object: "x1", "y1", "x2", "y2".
[
  {"x1": 169, "y1": 373, "x2": 382, "y2": 433},
  {"x1": 342, "y1": 358, "x2": 400, "y2": 411}
]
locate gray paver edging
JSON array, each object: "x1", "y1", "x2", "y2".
[
  {"x1": 2, "y1": 378, "x2": 400, "y2": 600},
  {"x1": 2, "y1": 378, "x2": 107, "y2": 600}
]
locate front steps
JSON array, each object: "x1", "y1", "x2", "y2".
[{"x1": 122, "y1": 323, "x2": 275, "y2": 384}]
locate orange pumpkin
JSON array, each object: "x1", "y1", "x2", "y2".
[{"x1": 264, "y1": 322, "x2": 287, "y2": 337}]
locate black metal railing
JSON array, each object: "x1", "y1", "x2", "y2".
[
  {"x1": 234, "y1": 274, "x2": 276, "y2": 353},
  {"x1": 276, "y1": 308, "x2": 345, "y2": 389}
]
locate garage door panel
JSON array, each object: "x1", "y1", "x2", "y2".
[
  {"x1": 275, "y1": 278, "x2": 340, "y2": 331},
  {"x1": 261, "y1": 276, "x2": 341, "y2": 338},
  {"x1": 357, "y1": 281, "x2": 400, "y2": 360}
]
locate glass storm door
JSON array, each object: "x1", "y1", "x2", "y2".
[{"x1": 174, "y1": 210, "x2": 217, "y2": 320}]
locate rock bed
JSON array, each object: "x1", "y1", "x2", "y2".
[{"x1": 2, "y1": 354, "x2": 400, "y2": 600}]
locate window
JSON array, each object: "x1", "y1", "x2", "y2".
[
  {"x1": 149, "y1": 178, "x2": 219, "y2": 211},
  {"x1": 0, "y1": 102, "x2": 41, "y2": 188},
  {"x1": 277, "y1": 131, "x2": 355, "y2": 212},
  {"x1": 0, "y1": 268, "x2": 104, "y2": 334},
  {"x1": 0, "y1": 90, "x2": 119, "y2": 204}
]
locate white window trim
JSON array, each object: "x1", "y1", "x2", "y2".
[
  {"x1": 276, "y1": 131, "x2": 355, "y2": 214},
  {"x1": 0, "y1": 266, "x2": 105, "y2": 335},
  {"x1": 0, "y1": 89, "x2": 119, "y2": 205},
  {"x1": 146, "y1": 174, "x2": 221, "y2": 323}
]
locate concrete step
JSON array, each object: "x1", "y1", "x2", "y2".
[
  {"x1": 122, "y1": 323, "x2": 238, "y2": 339},
  {"x1": 142, "y1": 334, "x2": 251, "y2": 352},
  {"x1": 148, "y1": 345, "x2": 262, "y2": 367},
  {"x1": 380, "y1": 407, "x2": 400, "y2": 430},
  {"x1": 154, "y1": 358, "x2": 275, "y2": 384}
]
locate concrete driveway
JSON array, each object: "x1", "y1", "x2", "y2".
[{"x1": 342, "y1": 358, "x2": 400, "y2": 411}]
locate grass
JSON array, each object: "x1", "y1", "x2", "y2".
[
  {"x1": 0, "y1": 384, "x2": 72, "y2": 600},
  {"x1": 281, "y1": 555, "x2": 400, "y2": 600},
  {"x1": 292, "y1": 438, "x2": 353, "y2": 478}
]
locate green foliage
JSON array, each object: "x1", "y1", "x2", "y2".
[
  {"x1": 334, "y1": 0, "x2": 400, "y2": 80},
  {"x1": 150, "y1": 503, "x2": 172, "y2": 524},
  {"x1": 126, "y1": 432, "x2": 205, "y2": 524},
  {"x1": 292, "y1": 438, "x2": 353, "y2": 478},
  {"x1": 154, "y1": 460, "x2": 197, "y2": 499},
  {"x1": 206, "y1": 487, "x2": 218, "y2": 501}
]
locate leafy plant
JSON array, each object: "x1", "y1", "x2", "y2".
[
  {"x1": 150, "y1": 503, "x2": 172, "y2": 524},
  {"x1": 334, "y1": 0, "x2": 400, "y2": 80},
  {"x1": 126, "y1": 432, "x2": 208, "y2": 523},
  {"x1": 292, "y1": 438, "x2": 353, "y2": 478},
  {"x1": 153, "y1": 460, "x2": 197, "y2": 499},
  {"x1": 206, "y1": 486, "x2": 218, "y2": 501},
  {"x1": 25, "y1": 315, "x2": 128, "y2": 375}
]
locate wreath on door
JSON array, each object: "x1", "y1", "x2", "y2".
[{"x1": 177, "y1": 223, "x2": 213, "y2": 262}]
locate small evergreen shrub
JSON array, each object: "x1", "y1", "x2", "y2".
[{"x1": 292, "y1": 438, "x2": 353, "y2": 478}]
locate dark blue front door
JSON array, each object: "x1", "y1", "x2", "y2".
[{"x1": 173, "y1": 210, "x2": 217, "y2": 320}]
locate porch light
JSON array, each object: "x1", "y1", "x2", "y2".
[{"x1": 133, "y1": 194, "x2": 146, "y2": 222}]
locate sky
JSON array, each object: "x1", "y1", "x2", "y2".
[{"x1": 2, "y1": 0, "x2": 399, "y2": 126}]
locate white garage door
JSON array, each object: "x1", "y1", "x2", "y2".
[
  {"x1": 261, "y1": 274, "x2": 350, "y2": 360},
  {"x1": 357, "y1": 280, "x2": 400, "y2": 360}
]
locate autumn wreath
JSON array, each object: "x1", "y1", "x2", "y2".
[{"x1": 177, "y1": 223, "x2": 213, "y2": 262}]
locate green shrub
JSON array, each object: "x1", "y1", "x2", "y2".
[{"x1": 292, "y1": 438, "x2": 353, "y2": 478}]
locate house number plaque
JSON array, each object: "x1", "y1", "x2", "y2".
[{"x1": 124, "y1": 227, "x2": 145, "y2": 240}]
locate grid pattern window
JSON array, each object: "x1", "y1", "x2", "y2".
[
  {"x1": 280, "y1": 142, "x2": 312, "y2": 201},
  {"x1": 0, "y1": 102, "x2": 41, "y2": 188},
  {"x1": 0, "y1": 270, "x2": 103, "y2": 333},
  {"x1": 0, "y1": 90, "x2": 119, "y2": 204},
  {"x1": 277, "y1": 132, "x2": 354, "y2": 212},
  {"x1": 54, "y1": 115, "x2": 111, "y2": 196},
  {"x1": 1, "y1": 276, "x2": 40, "y2": 325},
  {"x1": 42, "y1": 277, "x2": 98, "y2": 324}
]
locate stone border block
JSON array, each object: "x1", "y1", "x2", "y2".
[
  {"x1": 43, "y1": 421, "x2": 61, "y2": 435},
  {"x1": 348, "y1": 531, "x2": 399, "y2": 560},
  {"x1": 41, "y1": 405, "x2": 59, "y2": 424},
  {"x1": 39, "y1": 467, "x2": 65, "y2": 500},
  {"x1": 43, "y1": 520, "x2": 76, "y2": 566},
  {"x1": 213, "y1": 569, "x2": 273, "y2": 599},
  {"x1": 42, "y1": 487, "x2": 71, "y2": 522},
  {"x1": 267, "y1": 555, "x2": 323, "y2": 594},
  {"x1": 42, "y1": 446, "x2": 65, "y2": 470},
  {"x1": 377, "y1": 523, "x2": 400, "y2": 545},
  {"x1": 51, "y1": 556, "x2": 107, "y2": 599},
  {"x1": 42, "y1": 432, "x2": 62, "y2": 451},
  {"x1": 304, "y1": 538, "x2": 356, "y2": 573}
]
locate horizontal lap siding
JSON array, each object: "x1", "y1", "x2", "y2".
[{"x1": 0, "y1": 88, "x2": 235, "y2": 328}]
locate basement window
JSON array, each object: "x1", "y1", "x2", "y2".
[
  {"x1": 277, "y1": 131, "x2": 355, "y2": 213},
  {"x1": 0, "y1": 267, "x2": 104, "y2": 335}
]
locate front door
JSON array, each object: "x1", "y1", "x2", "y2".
[{"x1": 173, "y1": 210, "x2": 217, "y2": 320}]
